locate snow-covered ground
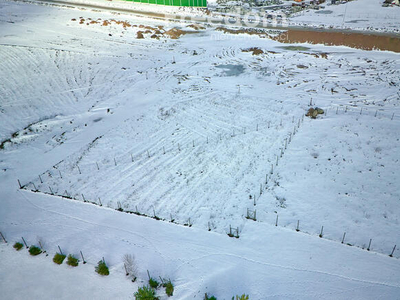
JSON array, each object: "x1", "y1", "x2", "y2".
[
  {"x1": 0, "y1": 0, "x2": 400, "y2": 299},
  {"x1": 13, "y1": 0, "x2": 400, "y2": 34},
  {"x1": 290, "y1": 0, "x2": 400, "y2": 33}
]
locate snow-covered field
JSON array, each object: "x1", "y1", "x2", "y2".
[
  {"x1": 0, "y1": 0, "x2": 400, "y2": 299},
  {"x1": 290, "y1": 0, "x2": 400, "y2": 33}
]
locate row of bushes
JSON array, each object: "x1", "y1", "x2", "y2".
[
  {"x1": 14, "y1": 242, "x2": 45, "y2": 256},
  {"x1": 53, "y1": 252, "x2": 79, "y2": 267},
  {"x1": 204, "y1": 293, "x2": 249, "y2": 300},
  {"x1": 13, "y1": 241, "x2": 108, "y2": 275},
  {"x1": 12, "y1": 241, "x2": 246, "y2": 299},
  {"x1": 12, "y1": 241, "x2": 175, "y2": 298}
]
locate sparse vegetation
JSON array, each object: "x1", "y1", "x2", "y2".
[
  {"x1": 234, "y1": 294, "x2": 249, "y2": 300},
  {"x1": 162, "y1": 279, "x2": 174, "y2": 297},
  {"x1": 205, "y1": 293, "x2": 217, "y2": 300},
  {"x1": 53, "y1": 252, "x2": 66, "y2": 264},
  {"x1": 28, "y1": 245, "x2": 42, "y2": 256},
  {"x1": 13, "y1": 242, "x2": 23, "y2": 251},
  {"x1": 66, "y1": 254, "x2": 79, "y2": 267},
  {"x1": 149, "y1": 277, "x2": 159, "y2": 289},
  {"x1": 134, "y1": 285, "x2": 158, "y2": 300},
  {"x1": 95, "y1": 259, "x2": 110, "y2": 276},
  {"x1": 147, "y1": 270, "x2": 159, "y2": 289}
]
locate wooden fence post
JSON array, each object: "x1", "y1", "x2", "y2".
[
  {"x1": 389, "y1": 245, "x2": 396, "y2": 257},
  {"x1": 22, "y1": 237, "x2": 28, "y2": 248},
  {"x1": 80, "y1": 251, "x2": 86, "y2": 264},
  {"x1": 0, "y1": 232, "x2": 7, "y2": 243}
]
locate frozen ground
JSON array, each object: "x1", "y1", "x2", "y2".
[
  {"x1": 290, "y1": 0, "x2": 400, "y2": 33},
  {"x1": 0, "y1": 0, "x2": 400, "y2": 299}
]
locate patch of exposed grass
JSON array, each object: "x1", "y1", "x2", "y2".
[
  {"x1": 66, "y1": 254, "x2": 79, "y2": 267},
  {"x1": 53, "y1": 252, "x2": 66, "y2": 264}
]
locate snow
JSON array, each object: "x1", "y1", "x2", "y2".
[
  {"x1": 0, "y1": 0, "x2": 400, "y2": 299},
  {"x1": 1, "y1": 192, "x2": 400, "y2": 299},
  {"x1": 290, "y1": 0, "x2": 400, "y2": 33}
]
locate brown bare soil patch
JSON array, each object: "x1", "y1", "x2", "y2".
[
  {"x1": 275, "y1": 30, "x2": 400, "y2": 53},
  {"x1": 187, "y1": 24, "x2": 206, "y2": 30},
  {"x1": 73, "y1": 17, "x2": 195, "y2": 41},
  {"x1": 136, "y1": 31, "x2": 144, "y2": 39},
  {"x1": 242, "y1": 47, "x2": 264, "y2": 55},
  {"x1": 164, "y1": 28, "x2": 186, "y2": 39},
  {"x1": 144, "y1": 26, "x2": 157, "y2": 31}
]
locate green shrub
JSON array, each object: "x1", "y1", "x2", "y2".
[
  {"x1": 149, "y1": 277, "x2": 159, "y2": 289},
  {"x1": 66, "y1": 254, "x2": 79, "y2": 267},
  {"x1": 205, "y1": 294, "x2": 217, "y2": 300},
  {"x1": 235, "y1": 295, "x2": 249, "y2": 300},
  {"x1": 164, "y1": 280, "x2": 174, "y2": 297},
  {"x1": 95, "y1": 260, "x2": 110, "y2": 276},
  {"x1": 13, "y1": 242, "x2": 23, "y2": 251},
  {"x1": 53, "y1": 252, "x2": 66, "y2": 265},
  {"x1": 134, "y1": 285, "x2": 158, "y2": 300},
  {"x1": 29, "y1": 245, "x2": 42, "y2": 256}
]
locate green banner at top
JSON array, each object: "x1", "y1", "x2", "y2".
[{"x1": 125, "y1": 0, "x2": 207, "y2": 7}]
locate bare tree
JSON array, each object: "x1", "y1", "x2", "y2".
[{"x1": 123, "y1": 254, "x2": 138, "y2": 282}]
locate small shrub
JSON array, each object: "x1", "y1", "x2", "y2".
[
  {"x1": 53, "y1": 252, "x2": 66, "y2": 265},
  {"x1": 235, "y1": 295, "x2": 249, "y2": 300},
  {"x1": 205, "y1": 294, "x2": 217, "y2": 300},
  {"x1": 149, "y1": 277, "x2": 159, "y2": 289},
  {"x1": 95, "y1": 260, "x2": 110, "y2": 276},
  {"x1": 66, "y1": 254, "x2": 79, "y2": 267},
  {"x1": 29, "y1": 245, "x2": 42, "y2": 256},
  {"x1": 134, "y1": 285, "x2": 158, "y2": 300},
  {"x1": 164, "y1": 280, "x2": 174, "y2": 297},
  {"x1": 13, "y1": 242, "x2": 23, "y2": 251}
]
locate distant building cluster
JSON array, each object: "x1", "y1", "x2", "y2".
[{"x1": 125, "y1": 0, "x2": 207, "y2": 7}]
